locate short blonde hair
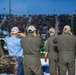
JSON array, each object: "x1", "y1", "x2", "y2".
[{"x1": 49, "y1": 28, "x2": 55, "y2": 33}]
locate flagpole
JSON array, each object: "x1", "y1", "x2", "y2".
[
  {"x1": 71, "y1": 16, "x2": 74, "y2": 34},
  {"x1": 9, "y1": 0, "x2": 11, "y2": 15}
]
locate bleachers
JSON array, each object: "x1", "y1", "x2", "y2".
[
  {"x1": 57, "y1": 14, "x2": 71, "y2": 35},
  {"x1": 0, "y1": 14, "x2": 76, "y2": 75}
]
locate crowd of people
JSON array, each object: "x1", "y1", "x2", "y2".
[
  {"x1": 0, "y1": 14, "x2": 56, "y2": 40},
  {"x1": 0, "y1": 25, "x2": 76, "y2": 75},
  {"x1": 0, "y1": 14, "x2": 76, "y2": 39},
  {"x1": 57, "y1": 14, "x2": 71, "y2": 34},
  {"x1": 72, "y1": 14, "x2": 76, "y2": 35},
  {"x1": 58, "y1": 14, "x2": 76, "y2": 35},
  {"x1": 0, "y1": 14, "x2": 76, "y2": 75}
]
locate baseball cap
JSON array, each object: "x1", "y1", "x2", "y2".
[
  {"x1": 63, "y1": 25, "x2": 71, "y2": 30},
  {"x1": 27, "y1": 25, "x2": 37, "y2": 32},
  {"x1": 11, "y1": 26, "x2": 20, "y2": 33},
  {"x1": 49, "y1": 28, "x2": 55, "y2": 33}
]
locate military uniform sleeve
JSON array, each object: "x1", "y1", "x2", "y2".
[
  {"x1": 75, "y1": 36, "x2": 76, "y2": 58},
  {"x1": 38, "y1": 37, "x2": 44, "y2": 48},
  {"x1": 53, "y1": 37, "x2": 57, "y2": 44}
]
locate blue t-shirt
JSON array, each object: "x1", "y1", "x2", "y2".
[{"x1": 4, "y1": 36, "x2": 23, "y2": 57}]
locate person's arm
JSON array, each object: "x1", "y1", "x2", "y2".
[
  {"x1": 62, "y1": 30, "x2": 72, "y2": 35},
  {"x1": 44, "y1": 40, "x2": 49, "y2": 62},
  {"x1": 53, "y1": 37, "x2": 57, "y2": 44},
  {"x1": 18, "y1": 33, "x2": 26, "y2": 37},
  {"x1": 69, "y1": 31, "x2": 72, "y2": 35},
  {"x1": 75, "y1": 36, "x2": 76, "y2": 59},
  {"x1": 45, "y1": 52, "x2": 48, "y2": 58},
  {"x1": 44, "y1": 52, "x2": 48, "y2": 62}
]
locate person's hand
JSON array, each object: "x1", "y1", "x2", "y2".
[
  {"x1": 69, "y1": 31, "x2": 72, "y2": 35},
  {"x1": 18, "y1": 33, "x2": 26, "y2": 37},
  {"x1": 44, "y1": 57, "x2": 47, "y2": 62},
  {"x1": 44, "y1": 52, "x2": 48, "y2": 62},
  {"x1": 62, "y1": 30, "x2": 73, "y2": 35},
  {"x1": 14, "y1": 69, "x2": 17, "y2": 75}
]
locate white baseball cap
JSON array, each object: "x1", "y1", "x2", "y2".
[
  {"x1": 27, "y1": 25, "x2": 37, "y2": 32},
  {"x1": 63, "y1": 25, "x2": 71, "y2": 30},
  {"x1": 11, "y1": 26, "x2": 20, "y2": 33}
]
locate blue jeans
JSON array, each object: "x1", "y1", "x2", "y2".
[{"x1": 16, "y1": 57, "x2": 24, "y2": 75}]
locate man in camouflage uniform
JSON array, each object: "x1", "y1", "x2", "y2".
[
  {"x1": 21, "y1": 25, "x2": 43, "y2": 75},
  {"x1": 54, "y1": 25, "x2": 76, "y2": 75},
  {"x1": 45, "y1": 28, "x2": 59, "y2": 75}
]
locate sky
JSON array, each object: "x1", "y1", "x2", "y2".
[{"x1": 0, "y1": 0, "x2": 76, "y2": 15}]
